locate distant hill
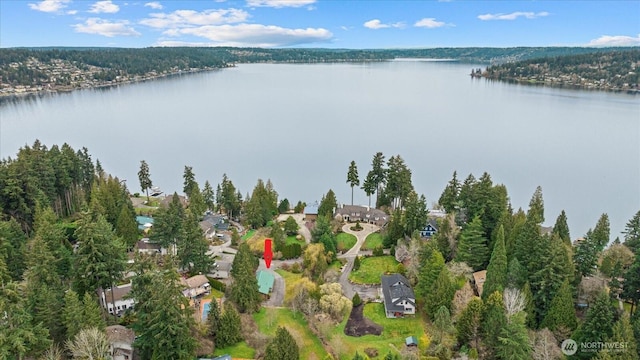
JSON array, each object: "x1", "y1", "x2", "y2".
[
  {"x1": 1, "y1": 46, "x2": 637, "y2": 94},
  {"x1": 481, "y1": 49, "x2": 640, "y2": 92}
]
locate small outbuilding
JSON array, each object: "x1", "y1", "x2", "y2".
[
  {"x1": 257, "y1": 270, "x2": 275, "y2": 295},
  {"x1": 405, "y1": 336, "x2": 418, "y2": 347}
]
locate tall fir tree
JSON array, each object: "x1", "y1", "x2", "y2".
[
  {"x1": 424, "y1": 267, "x2": 455, "y2": 320},
  {"x1": 541, "y1": 280, "x2": 578, "y2": 334},
  {"x1": 456, "y1": 297, "x2": 484, "y2": 350},
  {"x1": 138, "y1": 160, "x2": 152, "y2": 203},
  {"x1": 455, "y1": 216, "x2": 489, "y2": 270},
  {"x1": 217, "y1": 305, "x2": 242, "y2": 348},
  {"x1": 346, "y1": 160, "x2": 360, "y2": 206},
  {"x1": 574, "y1": 291, "x2": 615, "y2": 359},
  {"x1": 553, "y1": 210, "x2": 571, "y2": 246},
  {"x1": 369, "y1": 152, "x2": 387, "y2": 208},
  {"x1": 482, "y1": 291, "x2": 507, "y2": 353},
  {"x1": 317, "y1": 189, "x2": 338, "y2": 218},
  {"x1": 623, "y1": 210, "x2": 640, "y2": 254},
  {"x1": 206, "y1": 298, "x2": 221, "y2": 341},
  {"x1": 416, "y1": 248, "x2": 445, "y2": 300},
  {"x1": 496, "y1": 312, "x2": 532, "y2": 360},
  {"x1": 438, "y1": 171, "x2": 460, "y2": 214},
  {"x1": 483, "y1": 225, "x2": 508, "y2": 300},
  {"x1": 264, "y1": 326, "x2": 299, "y2": 360}
]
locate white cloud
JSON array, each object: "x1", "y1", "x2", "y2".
[
  {"x1": 73, "y1": 18, "x2": 141, "y2": 37},
  {"x1": 363, "y1": 19, "x2": 404, "y2": 30},
  {"x1": 588, "y1": 34, "x2": 640, "y2": 47},
  {"x1": 162, "y1": 23, "x2": 332, "y2": 47},
  {"x1": 140, "y1": 8, "x2": 249, "y2": 28},
  {"x1": 246, "y1": 0, "x2": 316, "y2": 8},
  {"x1": 67, "y1": 9, "x2": 78, "y2": 15},
  {"x1": 89, "y1": 0, "x2": 120, "y2": 14},
  {"x1": 144, "y1": 1, "x2": 163, "y2": 10},
  {"x1": 414, "y1": 18, "x2": 446, "y2": 28},
  {"x1": 28, "y1": 0, "x2": 70, "y2": 13},
  {"x1": 478, "y1": 11, "x2": 549, "y2": 21}
]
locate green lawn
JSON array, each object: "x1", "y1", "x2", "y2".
[
  {"x1": 213, "y1": 341, "x2": 256, "y2": 359},
  {"x1": 362, "y1": 233, "x2": 383, "y2": 250},
  {"x1": 349, "y1": 256, "x2": 399, "y2": 284},
  {"x1": 241, "y1": 229, "x2": 256, "y2": 241},
  {"x1": 329, "y1": 303, "x2": 429, "y2": 359},
  {"x1": 276, "y1": 269, "x2": 304, "y2": 304},
  {"x1": 254, "y1": 307, "x2": 329, "y2": 359},
  {"x1": 336, "y1": 233, "x2": 357, "y2": 252},
  {"x1": 286, "y1": 235, "x2": 306, "y2": 246}
]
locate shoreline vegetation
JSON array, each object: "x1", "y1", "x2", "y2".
[{"x1": 0, "y1": 46, "x2": 638, "y2": 98}]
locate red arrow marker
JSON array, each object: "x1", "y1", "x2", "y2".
[{"x1": 264, "y1": 238, "x2": 273, "y2": 269}]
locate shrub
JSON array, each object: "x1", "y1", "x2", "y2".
[
  {"x1": 364, "y1": 348, "x2": 378, "y2": 358},
  {"x1": 373, "y1": 246, "x2": 384, "y2": 257},
  {"x1": 207, "y1": 277, "x2": 226, "y2": 292},
  {"x1": 290, "y1": 262, "x2": 302, "y2": 274},
  {"x1": 353, "y1": 256, "x2": 361, "y2": 271},
  {"x1": 352, "y1": 293, "x2": 362, "y2": 307},
  {"x1": 281, "y1": 243, "x2": 302, "y2": 259}
]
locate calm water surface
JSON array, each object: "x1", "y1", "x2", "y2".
[{"x1": 1, "y1": 60, "x2": 639, "y2": 238}]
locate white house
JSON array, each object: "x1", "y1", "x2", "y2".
[
  {"x1": 99, "y1": 283, "x2": 135, "y2": 316},
  {"x1": 181, "y1": 274, "x2": 211, "y2": 299},
  {"x1": 381, "y1": 274, "x2": 416, "y2": 318}
]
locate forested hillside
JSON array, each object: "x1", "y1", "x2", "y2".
[{"x1": 481, "y1": 49, "x2": 640, "y2": 91}]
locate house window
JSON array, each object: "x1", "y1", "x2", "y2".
[{"x1": 122, "y1": 304, "x2": 127, "y2": 309}]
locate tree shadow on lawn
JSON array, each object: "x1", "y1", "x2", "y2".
[{"x1": 344, "y1": 304, "x2": 383, "y2": 337}]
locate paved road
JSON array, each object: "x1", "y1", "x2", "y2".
[
  {"x1": 276, "y1": 213, "x2": 311, "y2": 244},
  {"x1": 337, "y1": 223, "x2": 379, "y2": 299}
]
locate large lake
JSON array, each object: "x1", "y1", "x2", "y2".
[{"x1": 1, "y1": 60, "x2": 638, "y2": 238}]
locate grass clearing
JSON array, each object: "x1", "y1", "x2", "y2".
[
  {"x1": 349, "y1": 256, "x2": 399, "y2": 284},
  {"x1": 212, "y1": 341, "x2": 255, "y2": 358},
  {"x1": 336, "y1": 232, "x2": 357, "y2": 251},
  {"x1": 241, "y1": 229, "x2": 256, "y2": 241},
  {"x1": 276, "y1": 269, "x2": 306, "y2": 304},
  {"x1": 254, "y1": 307, "x2": 328, "y2": 359},
  {"x1": 362, "y1": 233, "x2": 383, "y2": 250},
  {"x1": 286, "y1": 235, "x2": 305, "y2": 246},
  {"x1": 329, "y1": 303, "x2": 429, "y2": 359}
]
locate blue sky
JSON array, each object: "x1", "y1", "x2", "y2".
[{"x1": 1, "y1": 0, "x2": 639, "y2": 48}]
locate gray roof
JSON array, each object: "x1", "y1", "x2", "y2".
[{"x1": 381, "y1": 274, "x2": 415, "y2": 313}]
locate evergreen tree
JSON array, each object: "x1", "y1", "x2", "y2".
[
  {"x1": 245, "y1": 179, "x2": 278, "y2": 228},
  {"x1": 278, "y1": 198, "x2": 290, "y2": 214},
  {"x1": 457, "y1": 297, "x2": 484, "y2": 350},
  {"x1": 206, "y1": 298, "x2": 221, "y2": 341},
  {"x1": 130, "y1": 260, "x2": 197, "y2": 360},
  {"x1": 264, "y1": 326, "x2": 299, "y2": 360},
  {"x1": 622, "y1": 251, "x2": 640, "y2": 316},
  {"x1": 403, "y1": 191, "x2": 428, "y2": 236},
  {"x1": 522, "y1": 282, "x2": 536, "y2": 329},
  {"x1": 63, "y1": 289, "x2": 84, "y2": 341},
  {"x1": 438, "y1": 171, "x2": 460, "y2": 214},
  {"x1": 352, "y1": 352, "x2": 365, "y2": 360},
  {"x1": 369, "y1": 152, "x2": 387, "y2": 208},
  {"x1": 150, "y1": 192, "x2": 184, "y2": 250},
  {"x1": 483, "y1": 225, "x2": 508, "y2": 299},
  {"x1": 202, "y1": 180, "x2": 215, "y2": 211},
  {"x1": 433, "y1": 305, "x2": 455, "y2": 345},
  {"x1": 496, "y1": 312, "x2": 532, "y2": 360},
  {"x1": 623, "y1": 210, "x2": 640, "y2": 254},
  {"x1": 183, "y1": 165, "x2": 197, "y2": 197},
  {"x1": 553, "y1": 210, "x2": 571, "y2": 246},
  {"x1": 416, "y1": 249, "x2": 445, "y2": 300},
  {"x1": 574, "y1": 292, "x2": 615, "y2": 359},
  {"x1": 82, "y1": 292, "x2": 105, "y2": 331},
  {"x1": 138, "y1": 160, "x2": 152, "y2": 203},
  {"x1": 361, "y1": 172, "x2": 376, "y2": 208},
  {"x1": 385, "y1": 155, "x2": 413, "y2": 209},
  {"x1": 0, "y1": 218, "x2": 27, "y2": 281},
  {"x1": 541, "y1": 280, "x2": 577, "y2": 333},
  {"x1": 115, "y1": 204, "x2": 138, "y2": 249},
  {"x1": 383, "y1": 208, "x2": 404, "y2": 248},
  {"x1": 424, "y1": 267, "x2": 455, "y2": 320},
  {"x1": 506, "y1": 258, "x2": 527, "y2": 289},
  {"x1": 482, "y1": 291, "x2": 507, "y2": 352},
  {"x1": 317, "y1": 189, "x2": 338, "y2": 218},
  {"x1": 229, "y1": 244, "x2": 261, "y2": 313},
  {"x1": 178, "y1": 210, "x2": 214, "y2": 275},
  {"x1": 284, "y1": 216, "x2": 299, "y2": 236},
  {"x1": 600, "y1": 315, "x2": 638, "y2": 360},
  {"x1": 632, "y1": 311, "x2": 640, "y2": 357},
  {"x1": 217, "y1": 305, "x2": 242, "y2": 348},
  {"x1": 433, "y1": 214, "x2": 459, "y2": 261},
  {"x1": 353, "y1": 255, "x2": 361, "y2": 271},
  {"x1": 347, "y1": 160, "x2": 360, "y2": 206},
  {"x1": 456, "y1": 216, "x2": 489, "y2": 270},
  {"x1": 0, "y1": 281, "x2": 51, "y2": 359}
]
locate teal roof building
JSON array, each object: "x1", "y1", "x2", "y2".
[{"x1": 256, "y1": 270, "x2": 275, "y2": 295}]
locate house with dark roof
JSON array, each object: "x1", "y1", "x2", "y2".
[
  {"x1": 181, "y1": 275, "x2": 211, "y2": 299},
  {"x1": 334, "y1": 204, "x2": 388, "y2": 226},
  {"x1": 106, "y1": 325, "x2": 135, "y2": 360},
  {"x1": 381, "y1": 274, "x2": 416, "y2": 318},
  {"x1": 419, "y1": 218, "x2": 439, "y2": 238}
]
